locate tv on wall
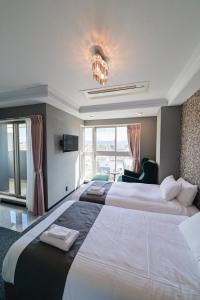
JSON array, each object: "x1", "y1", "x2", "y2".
[{"x1": 60, "y1": 134, "x2": 79, "y2": 152}]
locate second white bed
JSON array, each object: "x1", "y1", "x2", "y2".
[
  {"x1": 106, "y1": 181, "x2": 198, "y2": 216},
  {"x1": 76, "y1": 181, "x2": 198, "y2": 216}
]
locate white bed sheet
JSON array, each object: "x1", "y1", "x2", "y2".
[
  {"x1": 64, "y1": 206, "x2": 200, "y2": 300},
  {"x1": 106, "y1": 182, "x2": 198, "y2": 216},
  {"x1": 3, "y1": 201, "x2": 200, "y2": 300}
]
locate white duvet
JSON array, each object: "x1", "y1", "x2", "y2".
[
  {"x1": 3, "y1": 202, "x2": 200, "y2": 300},
  {"x1": 76, "y1": 181, "x2": 198, "y2": 216},
  {"x1": 64, "y1": 205, "x2": 200, "y2": 300}
]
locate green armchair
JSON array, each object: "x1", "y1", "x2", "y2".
[
  {"x1": 124, "y1": 157, "x2": 149, "y2": 178},
  {"x1": 119, "y1": 160, "x2": 158, "y2": 184}
]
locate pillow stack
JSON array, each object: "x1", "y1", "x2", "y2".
[
  {"x1": 160, "y1": 175, "x2": 181, "y2": 201},
  {"x1": 160, "y1": 175, "x2": 198, "y2": 207},
  {"x1": 176, "y1": 177, "x2": 198, "y2": 207}
]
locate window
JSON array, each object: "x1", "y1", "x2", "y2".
[
  {"x1": 84, "y1": 127, "x2": 93, "y2": 152},
  {"x1": 96, "y1": 156, "x2": 115, "y2": 174},
  {"x1": 96, "y1": 127, "x2": 115, "y2": 151},
  {"x1": 116, "y1": 127, "x2": 129, "y2": 152},
  {"x1": 83, "y1": 126, "x2": 131, "y2": 180}
]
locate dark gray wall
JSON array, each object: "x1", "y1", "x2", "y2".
[
  {"x1": 0, "y1": 103, "x2": 83, "y2": 210},
  {"x1": 46, "y1": 104, "x2": 83, "y2": 209},
  {"x1": 84, "y1": 117, "x2": 157, "y2": 161},
  {"x1": 0, "y1": 104, "x2": 48, "y2": 205},
  {"x1": 156, "y1": 106, "x2": 181, "y2": 183}
]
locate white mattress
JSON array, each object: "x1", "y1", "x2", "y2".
[
  {"x1": 106, "y1": 182, "x2": 198, "y2": 216},
  {"x1": 76, "y1": 181, "x2": 198, "y2": 216},
  {"x1": 3, "y1": 202, "x2": 200, "y2": 300},
  {"x1": 64, "y1": 206, "x2": 200, "y2": 300}
]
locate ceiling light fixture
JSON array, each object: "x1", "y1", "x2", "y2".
[{"x1": 90, "y1": 45, "x2": 109, "y2": 85}]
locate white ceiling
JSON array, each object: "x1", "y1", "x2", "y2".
[{"x1": 0, "y1": 0, "x2": 200, "y2": 119}]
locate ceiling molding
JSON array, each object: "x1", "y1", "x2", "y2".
[
  {"x1": 0, "y1": 85, "x2": 48, "y2": 102},
  {"x1": 167, "y1": 42, "x2": 200, "y2": 104},
  {"x1": 0, "y1": 85, "x2": 81, "y2": 118},
  {"x1": 47, "y1": 87, "x2": 80, "y2": 118},
  {"x1": 79, "y1": 98, "x2": 168, "y2": 113},
  {"x1": 168, "y1": 68, "x2": 200, "y2": 105}
]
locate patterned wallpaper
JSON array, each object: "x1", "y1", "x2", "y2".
[{"x1": 180, "y1": 89, "x2": 200, "y2": 206}]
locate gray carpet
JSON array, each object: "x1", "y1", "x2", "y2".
[{"x1": 0, "y1": 228, "x2": 20, "y2": 300}]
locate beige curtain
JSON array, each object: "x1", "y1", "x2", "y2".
[
  {"x1": 31, "y1": 115, "x2": 45, "y2": 216},
  {"x1": 127, "y1": 124, "x2": 141, "y2": 172}
]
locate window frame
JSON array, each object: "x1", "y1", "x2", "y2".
[{"x1": 83, "y1": 125, "x2": 130, "y2": 180}]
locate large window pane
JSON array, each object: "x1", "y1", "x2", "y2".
[
  {"x1": 96, "y1": 128, "x2": 115, "y2": 151},
  {"x1": 96, "y1": 156, "x2": 115, "y2": 175},
  {"x1": 116, "y1": 156, "x2": 132, "y2": 173},
  {"x1": 116, "y1": 127, "x2": 129, "y2": 152},
  {"x1": 84, "y1": 154, "x2": 93, "y2": 179},
  {"x1": 19, "y1": 123, "x2": 27, "y2": 197},
  {"x1": 84, "y1": 127, "x2": 93, "y2": 152}
]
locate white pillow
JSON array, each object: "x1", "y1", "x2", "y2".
[
  {"x1": 177, "y1": 178, "x2": 197, "y2": 207},
  {"x1": 179, "y1": 212, "x2": 200, "y2": 261},
  {"x1": 160, "y1": 175, "x2": 181, "y2": 201}
]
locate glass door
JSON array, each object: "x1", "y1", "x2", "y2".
[
  {"x1": 0, "y1": 120, "x2": 27, "y2": 199},
  {"x1": 18, "y1": 122, "x2": 27, "y2": 198},
  {"x1": 0, "y1": 123, "x2": 15, "y2": 194}
]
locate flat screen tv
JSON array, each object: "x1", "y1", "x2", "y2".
[{"x1": 61, "y1": 134, "x2": 79, "y2": 152}]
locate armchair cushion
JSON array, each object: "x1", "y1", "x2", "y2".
[
  {"x1": 124, "y1": 169, "x2": 140, "y2": 178},
  {"x1": 121, "y1": 175, "x2": 143, "y2": 183}
]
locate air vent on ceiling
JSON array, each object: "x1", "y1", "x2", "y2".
[{"x1": 81, "y1": 81, "x2": 149, "y2": 99}]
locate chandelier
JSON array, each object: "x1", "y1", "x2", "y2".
[{"x1": 90, "y1": 45, "x2": 109, "y2": 85}]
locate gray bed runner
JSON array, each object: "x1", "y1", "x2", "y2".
[
  {"x1": 79, "y1": 180, "x2": 112, "y2": 204},
  {"x1": 13, "y1": 201, "x2": 102, "y2": 300}
]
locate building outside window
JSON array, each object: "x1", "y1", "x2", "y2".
[{"x1": 83, "y1": 126, "x2": 132, "y2": 180}]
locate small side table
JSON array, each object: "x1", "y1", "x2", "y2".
[{"x1": 110, "y1": 171, "x2": 120, "y2": 182}]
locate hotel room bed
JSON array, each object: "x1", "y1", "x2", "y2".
[
  {"x1": 78, "y1": 181, "x2": 199, "y2": 216},
  {"x1": 3, "y1": 200, "x2": 200, "y2": 300}
]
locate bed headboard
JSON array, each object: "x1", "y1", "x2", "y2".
[{"x1": 193, "y1": 189, "x2": 200, "y2": 210}]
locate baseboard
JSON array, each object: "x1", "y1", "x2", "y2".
[
  {"x1": 0, "y1": 197, "x2": 26, "y2": 207},
  {"x1": 46, "y1": 189, "x2": 76, "y2": 212}
]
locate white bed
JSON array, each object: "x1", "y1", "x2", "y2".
[
  {"x1": 3, "y1": 200, "x2": 200, "y2": 300},
  {"x1": 77, "y1": 181, "x2": 198, "y2": 216}
]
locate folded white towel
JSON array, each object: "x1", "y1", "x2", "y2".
[
  {"x1": 87, "y1": 188, "x2": 105, "y2": 196},
  {"x1": 89, "y1": 186, "x2": 102, "y2": 191},
  {"x1": 47, "y1": 224, "x2": 72, "y2": 240},
  {"x1": 40, "y1": 228, "x2": 79, "y2": 252}
]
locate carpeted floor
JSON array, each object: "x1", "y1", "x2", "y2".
[{"x1": 0, "y1": 228, "x2": 20, "y2": 300}]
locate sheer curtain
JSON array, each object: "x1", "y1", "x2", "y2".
[
  {"x1": 127, "y1": 124, "x2": 141, "y2": 172},
  {"x1": 26, "y1": 118, "x2": 34, "y2": 212}
]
